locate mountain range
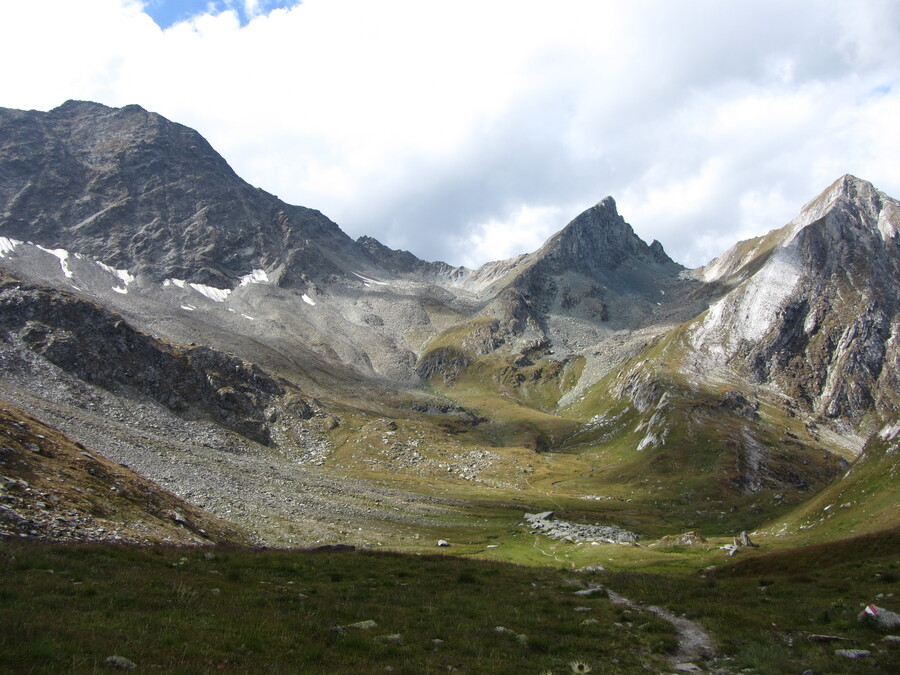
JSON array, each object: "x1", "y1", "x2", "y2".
[{"x1": 0, "y1": 100, "x2": 897, "y2": 549}]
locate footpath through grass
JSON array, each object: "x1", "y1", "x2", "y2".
[{"x1": 604, "y1": 527, "x2": 900, "y2": 674}]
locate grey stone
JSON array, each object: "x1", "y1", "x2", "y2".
[
  {"x1": 348, "y1": 620, "x2": 378, "y2": 630},
  {"x1": 523, "y1": 511, "x2": 554, "y2": 523},
  {"x1": 103, "y1": 655, "x2": 136, "y2": 670},
  {"x1": 835, "y1": 649, "x2": 871, "y2": 659},
  {"x1": 375, "y1": 633, "x2": 403, "y2": 645},
  {"x1": 859, "y1": 604, "x2": 900, "y2": 628}
]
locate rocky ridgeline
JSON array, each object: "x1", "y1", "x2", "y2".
[
  {"x1": 1, "y1": 98, "x2": 899, "y2": 550},
  {"x1": 523, "y1": 511, "x2": 638, "y2": 544},
  {"x1": 0, "y1": 272, "x2": 311, "y2": 446},
  {"x1": 691, "y1": 175, "x2": 900, "y2": 426}
]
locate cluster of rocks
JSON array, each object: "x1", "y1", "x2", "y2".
[
  {"x1": 655, "y1": 531, "x2": 707, "y2": 547},
  {"x1": 720, "y1": 531, "x2": 757, "y2": 556},
  {"x1": 0, "y1": 475, "x2": 211, "y2": 545},
  {"x1": 523, "y1": 511, "x2": 639, "y2": 544},
  {"x1": 356, "y1": 424, "x2": 524, "y2": 489}
]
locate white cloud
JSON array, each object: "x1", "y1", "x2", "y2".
[
  {"x1": 1, "y1": 0, "x2": 899, "y2": 269},
  {"x1": 460, "y1": 204, "x2": 566, "y2": 268}
]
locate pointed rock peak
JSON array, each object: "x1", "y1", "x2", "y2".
[
  {"x1": 799, "y1": 174, "x2": 880, "y2": 219},
  {"x1": 595, "y1": 195, "x2": 618, "y2": 211},
  {"x1": 792, "y1": 174, "x2": 898, "y2": 243},
  {"x1": 834, "y1": 173, "x2": 876, "y2": 194},
  {"x1": 534, "y1": 195, "x2": 678, "y2": 272}
]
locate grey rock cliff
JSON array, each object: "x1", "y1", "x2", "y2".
[{"x1": 690, "y1": 175, "x2": 900, "y2": 427}]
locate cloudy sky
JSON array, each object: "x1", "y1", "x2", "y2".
[{"x1": 2, "y1": 1, "x2": 899, "y2": 269}]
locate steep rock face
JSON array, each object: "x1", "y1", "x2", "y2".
[
  {"x1": 0, "y1": 101, "x2": 362, "y2": 289},
  {"x1": 532, "y1": 197, "x2": 678, "y2": 276},
  {"x1": 690, "y1": 176, "x2": 900, "y2": 424}
]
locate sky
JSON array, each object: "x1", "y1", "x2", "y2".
[{"x1": 2, "y1": 1, "x2": 899, "y2": 269}]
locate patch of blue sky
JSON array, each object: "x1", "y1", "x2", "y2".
[
  {"x1": 858, "y1": 83, "x2": 893, "y2": 105},
  {"x1": 142, "y1": 0, "x2": 301, "y2": 29}
]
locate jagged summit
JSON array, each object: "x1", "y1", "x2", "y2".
[
  {"x1": 533, "y1": 196, "x2": 681, "y2": 274},
  {"x1": 699, "y1": 174, "x2": 898, "y2": 287},
  {"x1": 799, "y1": 174, "x2": 898, "y2": 242}
]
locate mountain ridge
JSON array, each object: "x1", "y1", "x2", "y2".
[{"x1": 0, "y1": 100, "x2": 897, "y2": 552}]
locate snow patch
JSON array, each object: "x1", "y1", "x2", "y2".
[
  {"x1": 165, "y1": 277, "x2": 236, "y2": 302},
  {"x1": 0, "y1": 236, "x2": 22, "y2": 256},
  {"x1": 36, "y1": 245, "x2": 73, "y2": 278},
  {"x1": 112, "y1": 286, "x2": 128, "y2": 294},
  {"x1": 189, "y1": 283, "x2": 231, "y2": 302},
  {"x1": 180, "y1": 304, "x2": 196, "y2": 311},
  {"x1": 97, "y1": 261, "x2": 135, "y2": 286},
  {"x1": 302, "y1": 294, "x2": 316, "y2": 306},
  {"x1": 240, "y1": 314, "x2": 256, "y2": 321},
  {"x1": 239, "y1": 269, "x2": 269, "y2": 286}
]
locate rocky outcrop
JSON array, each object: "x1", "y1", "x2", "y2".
[
  {"x1": 691, "y1": 176, "x2": 900, "y2": 425},
  {"x1": 0, "y1": 272, "x2": 295, "y2": 445},
  {"x1": 356, "y1": 235, "x2": 468, "y2": 283},
  {"x1": 522, "y1": 510, "x2": 638, "y2": 544},
  {"x1": 415, "y1": 346, "x2": 472, "y2": 383}
]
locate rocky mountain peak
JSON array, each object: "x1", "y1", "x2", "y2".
[
  {"x1": 789, "y1": 174, "x2": 898, "y2": 244},
  {"x1": 534, "y1": 195, "x2": 679, "y2": 275},
  {"x1": 691, "y1": 174, "x2": 900, "y2": 427},
  {"x1": 0, "y1": 101, "x2": 361, "y2": 289}
]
